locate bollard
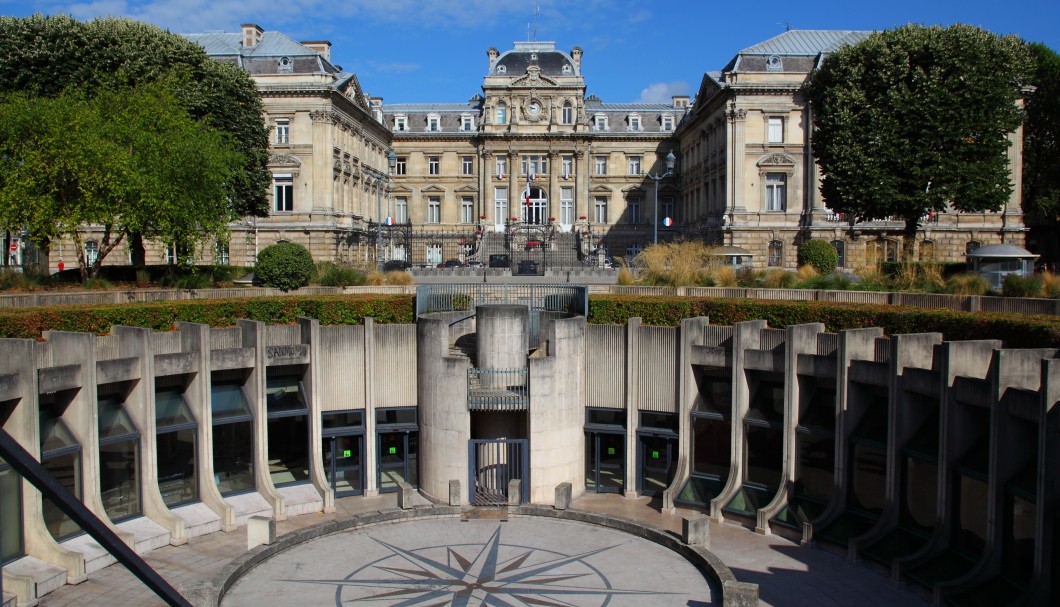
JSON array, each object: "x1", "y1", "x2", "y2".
[
  {"x1": 397, "y1": 481, "x2": 415, "y2": 510},
  {"x1": 508, "y1": 479, "x2": 521, "y2": 506},
  {"x1": 722, "y1": 580, "x2": 759, "y2": 607},
  {"x1": 449, "y1": 479, "x2": 462, "y2": 506},
  {"x1": 554, "y1": 482, "x2": 572, "y2": 510},
  {"x1": 246, "y1": 516, "x2": 275, "y2": 550},
  {"x1": 682, "y1": 515, "x2": 710, "y2": 549}
]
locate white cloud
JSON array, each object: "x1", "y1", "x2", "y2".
[{"x1": 636, "y1": 81, "x2": 690, "y2": 103}]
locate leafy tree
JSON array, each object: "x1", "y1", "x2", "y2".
[
  {"x1": 798, "y1": 239, "x2": 839, "y2": 274},
  {"x1": 1022, "y1": 43, "x2": 1060, "y2": 257},
  {"x1": 255, "y1": 242, "x2": 315, "y2": 292},
  {"x1": 0, "y1": 82, "x2": 245, "y2": 280},
  {"x1": 807, "y1": 24, "x2": 1032, "y2": 256},
  {"x1": 0, "y1": 15, "x2": 270, "y2": 221}
]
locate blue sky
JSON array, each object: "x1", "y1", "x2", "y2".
[{"x1": 4, "y1": 0, "x2": 1059, "y2": 104}]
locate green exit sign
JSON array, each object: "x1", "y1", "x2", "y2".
[
  {"x1": 389, "y1": 446, "x2": 397, "y2": 455},
  {"x1": 342, "y1": 449, "x2": 351, "y2": 459},
  {"x1": 652, "y1": 450, "x2": 660, "y2": 459},
  {"x1": 607, "y1": 447, "x2": 616, "y2": 455}
]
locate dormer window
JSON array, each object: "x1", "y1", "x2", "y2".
[
  {"x1": 661, "y1": 114, "x2": 675, "y2": 131},
  {"x1": 628, "y1": 114, "x2": 641, "y2": 131},
  {"x1": 461, "y1": 115, "x2": 475, "y2": 131},
  {"x1": 393, "y1": 115, "x2": 408, "y2": 132},
  {"x1": 593, "y1": 114, "x2": 608, "y2": 131},
  {"x1": 562, "y1": 64, "x2": 572, "y2": 74},
  {"x1": 767, "y1": 55, "x2": 783, "y2": 72},
  {"x1": 427, "y1": 114, "x2": 441, "y2": 132},
  {"x1": 497, "y1": 65, "x2": 507, "y2": 74},
  {"x1": 278, "y1": 56, "x2": 293, "y2": 72}
]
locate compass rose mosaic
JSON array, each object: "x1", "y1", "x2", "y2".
[{"x1": 221, "y1": 517, "x2": 716, "y2": 606}]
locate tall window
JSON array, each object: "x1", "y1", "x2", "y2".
[
  {"x1": 394, "y1": 157, "x2": 407, "y2": 175},
  {"x1": 495, "y1": 156, "x2": 508, "y2": 178},
  {"x1": 594, "y1": 197, "x2": 608, "y2": 223},
  {"x1": 767, "y1": 117, "x2": 784, "y2": 143},
  {"x1": 661, "y1": 197, "x2": 675, "y2": 223},
  {"x1": 427, "y1": 114, "x2": 440, "y2": 132},
  {"x1": 561, "y1": 155, "x2": 573, "y2": 178},
  {"x1": 165, "y1": 243, "x2": 178, "y2": 266},
  {"x1": 427, "y1": 197, "x2": 441, "y2": 223},
  {"x1": 395, "y1": 197, "x2": 408, "y2": 223},
  {"x1": 85, "y1": 241, "x2": 99, "y2": 265},
  {"x1": 494, "y1": 187, "x2": 508, "y2": 224},
  {"x1": 562, "y1": 102, "x2": 573, "y2": 124},
  {"x1": 461, "y1": 156, "x2": 474, "y2": 175},
  {"x1": 560, "y1": 187, "x2": 574, "y2": 224},
  {"x1": 594, "y1": 156, "x2": 607, "y2": 175},
  {"x1": 274, "y1": 119, "x2": 289, "y2": 145},
  {"x1": 40, "y1": 394, "x2": 82, "y2": 540},
  {"x1": 265, "y1": 374, "x2": 310, "y2": 487},
  {"x1": 215, "y1": 241, "x2": 229, "y2": 266},
  {"x1": 461, "y1": 197, "x2": 474, "y2": 224},
  {"x1": 764, "y1": 173, "x2": 786, "y2": 211},
  {"x1": 521, "y1": 155, "x2": 547, "y2": 175},
  {"x1": 627, "y1": 156, "x2": 642, "y2": 175},
  {"x1": 768, "y1": 240, "x2": 783, "y2": 267},
  {"x1": 496, "y1": 102, "x2": 507, "y2": 125},
  {"x1": 428, "y1": 156, "x2": 440, "y2": 175},
  {"x1": 210, "y1": 379, "x2": 254, "y2": 496},
  {"x1": 155, "y1": 385, "x2": 198, "y2": 507},
  {"x1": 627, "y1": 196, "x2": 642, "y2": 224},
  {"x1": 98, "y1": 387, "x2": 141, "y2": 521},
  {"x1": 274, "y1": 175, "x2": 293, "y2": 211},
  {"x1": 831, "y1": 240, "x2": 846, "y2": 268}
]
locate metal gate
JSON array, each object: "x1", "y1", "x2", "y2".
[{"x1": 469, "y1": 439, "x2": 528, "y2": 506}]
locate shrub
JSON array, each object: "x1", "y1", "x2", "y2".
[
  {"x1": 1002, "y1": 274, "x2": 1044, "y2": 298},
  {"x1": 316, "y1": 263, "x2": 367, "y2": 287},
  {"x1": 171, "y1": 272, "x2": 212, "y2": 290},
  {"x1": 255, "y1": 242, "x2": 314, "y2": 292},
  {"x1": 83, "y1": 277, "x2": 112, "y2": 290},
  {"x1": 712, "y1": 266, "x2": 737, "y2": 287},
  {"x1": 632, "y1": 241, "x2": 715, "y2": 286},
  {"x1": 795, "y1": 264, "x2": 820, "y2": 283},
  {"x1": 616, "y1": 266, "x2": 635, "y2": 285},
  {"x1": 384, "y1": 271, "x2": 414, "y2": 285},
  {"x1": 944, "y1": 274, "x2": 989, "y2": 296},
  {"x1": 0, "y1": 268, "x2": 49, "y2": 291},
  {"x1": 798, "y1": 240, "x2": 839, "y2": 274},
  {"x1": 1040, "y1": 272, "x2": 1060, "y2": 298},
  {"x1": 761, "y1": 269, "x2": 796, "y2": 289}
]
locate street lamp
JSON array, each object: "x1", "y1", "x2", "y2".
[
  {"x1": 647, "y1": 150, "x2": 676, "y2": 245},
  {"x1": 376, "y1": 151, "x2": 398, "y2": 273}
]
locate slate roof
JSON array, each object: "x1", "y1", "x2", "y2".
[
  {"x1": 491, "y1": 41, "x2": 577, "y2": 77},
  {"x1": 184, "y1": 30, "x2": 319, "y2": 59},
  {"x1": 738, "y1": 30, "x2": 871, "y2": 56}
]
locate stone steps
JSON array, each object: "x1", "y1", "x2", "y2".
[
  {"x1": 279, "y1": 484, "x2": 323, "y2": 517},
  {"x1": 61, "y1": 534, "x2": 115, "y2": 575},
  {"x1": 226, "y1": 492, "x2": 273, "y2": 527},
  {"x1": 171, "y1": 502, "x2": 223, "y2": 539},
  {"x1": 117, "y1": 517, "x2": 172, "y2": 554},
  {"x1": 2, "y1": 555, "x2": 67, "y2": 605}
]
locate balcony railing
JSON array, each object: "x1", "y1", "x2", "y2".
[
  {"x1": 823, "y1": 212, "x2": 941, "y2": 224},
  {"x1": 467, "y1": 368, "x2": 529, "y2": 411}
]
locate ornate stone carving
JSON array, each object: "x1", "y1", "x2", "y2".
[
  {"x1": 269, "y1": 153, "x2": 301, "y2": 167},
  {"x1": 511, "y1": 65, "x2": 557, "y2": 87},
  {"x1": 757, "y1": 153, "x2": 796, "y2": 167},
  {"x1": 725, "y1": 108, "x2": 747, "y2": 122}
]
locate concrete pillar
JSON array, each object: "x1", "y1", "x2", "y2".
[
  {"x1": 477, "y1": 305, "x2": 528, "y2": 370},
  {"x1": 624, "y1": 317, "x2": 640, "y2": 498},
  {"x1": 298, "y1": 317, "x2": 334, "y2": 513},
  {"x1": 416, "y1": 317, "x2": 470, "y2": 504},
  {"x1": 449, "y1": 480, "x2": 462, "y2": 506},
  {"x1": 237, "y1": 320, "x2": 286, "y2": 520},
  {"x1": 363, "y1": 318, "x2": 378, "y2": 497}
]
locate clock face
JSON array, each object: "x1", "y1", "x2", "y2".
[{"x1": 529, "y1": 101, "x2": 541, "y2": 115}]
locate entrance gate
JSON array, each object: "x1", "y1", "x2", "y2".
[{"x1": 468, "y1": 439, "x2": 528, "y2": 506}]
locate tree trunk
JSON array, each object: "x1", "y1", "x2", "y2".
[
  {"x1": 129, "y1": 233, "x2": 146, "y2": 267},
  {"x1": 902, "y1": 218, "x2": 919, "y2": 262}
]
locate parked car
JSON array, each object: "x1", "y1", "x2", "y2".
[
  {"x1": 467, "y1": 260, "x2": 483, "y2": 268},
  {"x1": 515, "y1": 259, "x2": 540, "y2": 275},
  {"x1": 488, "y1": 254, "x2": 510, "y2": 268},
  {"x1": 382, "y1": 260, "x2": 412, "y2": 272},
  {"x1": 438, "y1": 259, "x2": 463, "y2": 268}
]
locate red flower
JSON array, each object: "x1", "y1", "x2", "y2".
[
  {"x1": 579, "y1": 215, "x2": 588, "y2": 220},
  {"x1": 479, "y1": 214, "x2": 487, "y2": 219},
  {"x1": 548, "y1": 216, "x2": 556, "y2": 222}
]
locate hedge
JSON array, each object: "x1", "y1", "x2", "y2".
[
  {"x1": 588, "y1": 295, "x2": 1060, "y2": 348},
  {"x1": 0, "y1": 294, "x2": 415, "y2": 339}
]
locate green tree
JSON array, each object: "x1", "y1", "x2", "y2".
[
  {"x1": 798, "y1": 239, "x2": 839, "y2": 274},
  {"x1": 255, "y1": 242, "x2": 315, "y2": 292},
  {"x1": 0, "y1": 15, "x2": 270, "y2": 221},
  {"x1": 1022, "y1": 43, "x2": 1060, "y2": 259},
  {"x1": 0, "y1": 82, "x2": 245, "y2": 280},
  {"x1": 807, "y1": 24, "x2": 1032, "y2": 256}
]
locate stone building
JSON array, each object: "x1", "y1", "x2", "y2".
[
  {"x1": 675, "y1": 30, "x2": 1028, "y2": 268},
  {"x1": 1, "y1": 289, "x2": 1058, "y2": 605}
]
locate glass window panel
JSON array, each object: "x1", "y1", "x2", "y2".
[
  {"x1": 676, "y1": 475, "x2": 726, "y2": 506},
  {"x1": 795, "y1": 432, "x2": 835, "y2": 502},
  {"x1": 586, "y1": 408, "x2": 625, "y2": 428},
  {"x1": 798, "y1": 377, "x2": 836, "y2": 430},
  {"x1": 211, "y1": 383, "x2": 252, "y2": 421},
  {"x1": 691, "y1": 416, "x2": 731, "y2": 478},
  {"x1": 407, "y1": 434, "x2": 418, "y2": 487},
  {"x1": 952, "y1": 475, "x2": 989, "y2": 557},
  {"x1": 155, "y1": 390, "x2": 196, "y2": 429},
  {"x1": 693, "y1": 367, "x2": 731, "y2": 415},
  {"x1": 1, "y1": 463, "x2": 23, "y2": 563},
  {"x1": 268, "y1": 414, "x2": 309, "y2": 486},
  {"x1": 42, "y1": 451, "x2": 82, "y2": 540},
  {"x1": 99, "y1": 439, "x2": 140, "y2": 520},
  {"x1": 322, "y1": 411, "x2": 365, "y2": 431},
  {"x1": 746, "y1": 372, "x2": 784, "y2": 424},
  {"x1": 744, "y1": 425, "x2": 783, "y2": 490},
  {"x1": 213, "y1": 421, "x2": 254, "y2": 495},
  {"x1": 265, "y1": 376, "x2": 308, "y2": 415},
  {"x1": 377, "y1": 408, "x2": 417, "y2": 426},
  {"x1": 639, "y1": 412, "x2": 677, "y2": 432},
  {"x1": 1003, "y1": 493, "x2": 1036, "y2": 584},
  {"x1": 902, "y1": 457, "x2": 937, "y2": 532},
  {"x1": 849, "y1": 443, "x2": 887, "y2": 515},
  {"x1": 98, "y1": 395, "x2": 138, "y2": 440},
  {"x1": 157, "y1": 428, "x2": 197, "y2": 507},
  {"x1": 40, "y1": 408, "x2": 77, "y2": 453},
  {"x1": 904, "y1": 406, "x2": 940, "y2": 459},
  {"x1": 851, "y1": 389, "x2": 889, "y2": 444}
]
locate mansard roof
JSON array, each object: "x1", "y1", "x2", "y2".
[
  {"x1": 184, "y1": 30, "x2": 341, "y2": 75},
  {"x1": 491, "y1": 41, "x2": 578, "y2": 77},
  {"x1": 737, "y1": 29, "x2": 871, "y2": 56}
]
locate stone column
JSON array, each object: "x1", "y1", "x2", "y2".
[{"x1": 237, "y1": 320, "x2": 286, "y2": 520}]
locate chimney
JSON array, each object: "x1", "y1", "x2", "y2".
[
  {"x1": 487, "y1": 47, "x2": 499, "y2": 67},
  {"x1": 570, "y1": 46, "x2": 582, "y2": 70},
  {"x1": 672, "y1": 95, "x2": 690, "y2": 109},
  {"x1": 241, "y1": 23, "x2": 264, "y2": 49},
  {"x1": 301, "y1": 40, "x2": 332, "y2": 63}
]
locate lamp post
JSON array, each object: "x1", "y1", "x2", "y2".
[
  {"x1": 647, "y1": 150, "x2": 676, "y2": 245},
  {"x1": 375, "y1": 151, "x2": 398, "y2": 273}
]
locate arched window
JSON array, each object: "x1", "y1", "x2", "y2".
[
  {"x1": 496, "y1": 102, "x2": 507, "y2": 125},
  {"x1": 868, "y1": 238, "x2": 898, "y2": 265},
  {"x1": 562, "y1": 102, "x2": 573, "y2": 124},
  {"x1": 768, "y1": 240, "x2": 783, "y2": 267}
]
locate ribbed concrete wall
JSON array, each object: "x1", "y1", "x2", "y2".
[
  {"x1": 318, "y1": 325, "x2": 365, "y2": 411},
  {"x1": 636, "y1": 326, "x2": 678, "y2": 413},
  {"x1": 374, "y1": 324, "x2": 417, "y2": 408},
  {"x1": 152, "y1": 332, "x2": 182, "y2": 355},
  {"x1": 585, "y1": 324, "x2": 625, "y2": 408},
  {"x1": 210, "y1": 328, "x2": 243, "y2": 350},
  {"x1": 265, "y1": 325, "x2": 301, "y2": 347},
  {"x1": 417, "y1": 316, "x2": 469, "y2": 503},
  {"x1": 94, "y1": 335, "x2": 119, "y2": 360},
  {"x1": 477, "y1": 305, "x2": 528, "y2": 370}
]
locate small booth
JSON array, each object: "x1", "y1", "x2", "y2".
[
  {"x1": 711, "y1": 246, "x2": 754, "y2": 270},
  {"x1": 966, "y1": 243, "x2": 1038, "y2": 289}
]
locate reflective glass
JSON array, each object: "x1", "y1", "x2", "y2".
[
  {"x1": 795, "y1": 432, "x2": 834, "y2": 502},
  {"x1": 691, "y1": 416, "x2": 730, "y2": 478},
  {"x1": 265, "y1": 376, "x2": 307, "y2": 415},
  {"x1": 744, "y1": 425, "x2": 783, "y2": 489},
  {"x1": 99, "y1": 439, "x2": 140, "y2": 520},
  {"x1": 213, "y1": 421, "x2": 253, "y2": 495},
  {"x1": 268, "y1": 414, "x2": 309, "y2": 486},
  {"x1": 1, "y1": 463, "x2": 23, "y2": 563},
  {"x1": 42, "y1": 451, "x2": 82, "y2": 540},
  {"x1": 211, "y1": 383, "x2": 252, "y2": 421},
  {"x1": 322, "y1": 411, "x2": 364, "y2": 431},
  {"x1": 157, "y1": 428, "x2": 197, "y2": 506},
  {"x1": 98, "y1": 396, "x2": 138, "y2": 440},
  {"x1": 155, "y1": 390, "x2": 196, "y2": 429}
]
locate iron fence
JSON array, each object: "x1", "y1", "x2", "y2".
[{"x1": 467, "y1": 368, "x2": 529, "y2": 411}]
